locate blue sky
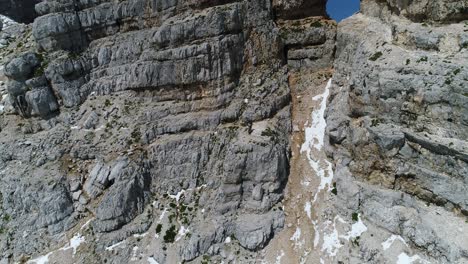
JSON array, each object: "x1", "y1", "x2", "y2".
[{"x1": 327, "y1": 0, "x2": 360, "y2": 22}]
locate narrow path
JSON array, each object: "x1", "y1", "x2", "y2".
[{"x1": 262, "y1": 70, "x2": 335, "y2": 264}]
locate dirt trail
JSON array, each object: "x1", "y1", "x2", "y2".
[{"x1": 262, "y1": 69, "x2": 334, "y2": 264}]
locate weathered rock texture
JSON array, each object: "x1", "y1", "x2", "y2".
[
  {"x1": 325, "y1": 0, "x2": 468, "y2": 263},
  {"x1": 0, "y1": 0, "x2": 466, "y2": 263},
  {"x1": 1, "y1": 1, "x2": 293, "y2": 263}
]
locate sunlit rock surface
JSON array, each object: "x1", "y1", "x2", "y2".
[{"x1": 0, "y1": 0, "x2": 466, "y2": 263}]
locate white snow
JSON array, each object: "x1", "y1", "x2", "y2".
[
  {"x1": 105, "y1": 240, "x2": 125, "y2": 251},
  {"x1": 26, "y1": 233, "x2": 85, "y2": 263},
  {"x1": 168, "y1": 190, "x2": 185, "y2": 202},
  {"x1": 300, "y1": 179, "x2": 310, "y2": 187},
  {"x1": 224, "y1": 237, "x2": 231, "y2": 243},
  {"x1": 147, "y1": 257, "x2": 160, "y2": 264},
  {"x1": 312, "y1": 160, "x2": 334, "y2": 203},
  {"x1": 290, "y1": 227, "x2": 302, "y2": 242},
  {"x1": 382, "y1": 235, "x2": 408, "y2": 250},
  {"x1": 168, "y1": 185, "x2": 207, "y2": 203},
  {"x1": 304, "y1": 202, "x2": 312, "y2": 219},
  {"x1": 312, "y1": 220, "x2": 320, "y2": 248},
  {"x1": 301, "y1": 79, "x2": 332, "y2": 153},
  {"x1": 340, "y1": 214, "x2": 367, "y2": 240},
  {"x1": 275, "y1": 250, "x2": 285, "y2": 264},
  {"x1": 158, "y1": 208, "x2": 168, "y2": 221},
  {"x1": 66, "y1": 234, "x2": 85, "y2": 255},
  {"x1": 290, "y1": 227, "x2": 304, "y2": 248},
  {"x1": 27, "y1": 252, "x2": 52, "y2": 264},
  {"x1": 175, "y1": 226, "x2": 189, "y2": 242},
  {"x1": 80, "y1": 218, "x2": 93, "y2": 230},
  {"x1": 300, "y1": 79, "x2": 334, "y2": 203},
  {"x1": 133, "y1": 232, "x2": 148, "y2": 238},
  {"x1": 321, "y1": 217, "x2": 342, "y2": 257},
  {"x1": 131, "y1": 246, "x2": 139, "y2": 261},
  {"x1": 397, "y1": 253, "x2": 430, "y2": 264}
]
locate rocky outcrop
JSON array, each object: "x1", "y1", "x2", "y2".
[
  {"x1": 0, "y1": 0, "x2": 466, "y2": 263},
  {"x1": 0, "y1": 0, "x2": 292, "y2": 263},
  {"x1": 361, "y1": 0, "x2": 468, "y2": 23},
  {"x1": 325, "y1": 0, "x2": 468, "y2": 263}
]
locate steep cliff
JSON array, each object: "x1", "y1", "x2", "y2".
[
  {"x1": 0, "y1": 0, "x2": 466, "y2": 264},
  {"x1": 324, "y1": 0, "x2": 468, "y2": 263}
]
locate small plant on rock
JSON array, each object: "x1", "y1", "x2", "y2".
[
  {"x1": 369, "y1": 52, "x2": 383, "y2": 61},
  {"x1": 163, "y1": 225, "x2": 177, "y2": 243}
]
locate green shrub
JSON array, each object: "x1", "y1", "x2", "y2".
[
  {"x1": 156, "y1": 224, "x2": 162, "y2": 234},
  {"x1": 310, "y1": 21, "x2": 323, "y2": 28},
  {"x1": 369, "y1": 52, "x2": 383, "y2": 61},
  {"x1": 352, "y1": 212, "x2": 359, "y2": 222},
  {"x1": 163, "y1": 225, "x2": 177, "y2": 243}
]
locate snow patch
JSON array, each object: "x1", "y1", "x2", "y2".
[
  {"x1": 312, "y1": 220, "x2": 320, "y2": 248},
  {"x1": 133, "y1": 232, "x2": 148, "y2": 238},
  {"x1": 168, "y1": 190, "x2": 186, "y2": 202},
  {"x1": 26, "y1": 233, "x2": 85, "y2": 263},
  {"x1": 290, "y1": 227, "x2": 304, "y2": 248},
  {"x1": 147, "y1": 257, "x2": 160, "y2": 264},
  {"x1": 340, "y1": 214, "x2": 367, "y2": 240},
  {"x1": 67, "y1": 234, "x2": 85, "y2": 255},
  {"x1": 176, "y1": 226, "x2": 189, "y2": 242},
  {"x1": 158, "y1": 208, "x2": 168, "y2": 221},
  {"x1": 275, "y1": 250, "x2": 285, "y2": 264},
  {"x1": 304, "y1": 202, "x2": 312, "y2": 219},
  {"x1": 397, "y1": 253, "x2": 430, "y2": 264},
  {"x1": 321, "y1": 217, "x2": 342, "y2": 257},
  {"x1": 312, "y1": 160, "x2": 334, "y2": 202},
  {"x1": 27, "y1": 252, "x2": 52, "y2": 264},
  {"x1": 290, "y1": 227, "x2": 301, "y2": 242},
  {"x1": 300, "y1": 79, "x2": 334, "y2": 203},
  {"x1": 105, "y1": 240, "x2": 125, "y2": 251},
  {"x1": 382, "y1": 235, "x2": 408, "y2": 250},
  {"x1": 168, "y1": 185, "x2": 207, "y2": 203},
  {"x1": 131, "y1": 246, "x2": 139, "y2": 261},
  {"x1": 80, "y1": 218, "x2": 93, "y2": 230},
  {"x1": 225, "y1": 236, "x2": 231, "y2": 243},
  {"x1": 301, "y1": 79, "x2": 331, "y2": 152}
]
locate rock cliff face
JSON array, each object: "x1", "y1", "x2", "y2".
[
  {"x1": 0, "y1": 0, "x2": 466, "y2": 263},
  {"x1": 1, "y1": 1, "x2": 293, "y2": 263},
  {"x1": 325, "y1": 0, "x2": 468, "y2": 263}
]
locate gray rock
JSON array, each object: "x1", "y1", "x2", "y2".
[
  {"x1": 33, "y1": 12, "x2": 86, "y2": 52},
  {"x1": 70, "y1": 181, "x2": 81, "y2": 192},
  {"x1": 93, "y1": 162, "x2": 150, "y2": 232},
  {"x1": 368, "y1": 124, "x2": 405, "y2": 152},
  {"x1": 326, "y1": 7, "x2": 468, "y2": 263},
  {"x1": 25, "y1": 86, "x2": 59, "y2": 117},
  {"x1": 4, "y1": 52, "x2": 40, "y2": 80},
  {"x1": 82, "y1": 111, "x2": 99, "y2": 129},
  {"x1": 234, "y1": 211, "x2": 284, "y2": 250},
  {"x1": 83, "y1": 161, "x2": 111, "y2": 199}
]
